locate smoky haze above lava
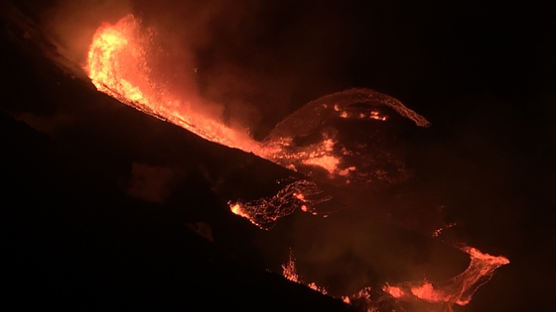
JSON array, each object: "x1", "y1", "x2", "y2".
[
  {"x1": 3, "y1": 1, "x2": 534, "y2": 311},
  {"x1": 36, "y1": 0, "x2": 353, "y2": 138},
  {"x1": 80, "y1": 11, "x2": 507, "y2": 312}
]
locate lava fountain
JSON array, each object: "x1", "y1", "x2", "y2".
[
  {"x1": 86, "y1": 14, "x2": 434, "y2": 228},
  {"x1": 85, "y1": 14, "x2": 430, "y2": 183},
  {"x1": 85, "y1": 14, "x2": 509, "y2": 312},
  {"x1": 86, "y1": 14, "x2": 262, "y2": 153}
]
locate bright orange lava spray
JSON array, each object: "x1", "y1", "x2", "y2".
[
  {"x1": 84, "y1": 14, "x2": 356, "y2": 227},
  {"x1": 86, "y1": 15, "x2": 263, "y2": 153},
  {"x1": 85, "y1": 14, "x2": 350, "y2": 173},
  {"x1": 85, "y1": 14, "x2": 437, "y2": 220},
  {"x1": 282, "y1": 251, "x2": 328, "y2": 295},
  {"x1": 86, "y1": 14, "x2": 510, "y2": 311}
]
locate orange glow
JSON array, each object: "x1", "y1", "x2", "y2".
[
  {"x1": 85, "y1": 14, "x2": 382, "y2": 235},
  {"x1": 86, "y1": 14, "x2": 431, "y2": 189},
  {"x1": 85, "y1": 15, "x2": 366, "y2": 228},
  {"x1": 432, "y1": 222, "x2": 457, "y2": 237},
  {"x1": 226, "y1": 180, "x2": 327, "y2": 229},
  {"x1": 86, "y1": 15, "x2": 265, "y2": 154},
  {"x1": 410, "y1": 282, "x2": 444, "y2": 302},
  {"x1": 282, "y1": 246, "x2": 508, "y2": 311},
  {"x1": 228, "y1": 202, "x2": 270, "y2": 229},
  {"x1": 338, "y1": 166, "x2": 356, "y2": 176},
  {"x1": 85, "y1": 15, "x2": 438, "y2": 233},
  {"x1": 282, "y1": 252, "x2": 327, "y2": 295},
  {"x1": 281, "y1": 253, "x2": 300, "y2": 283},
  {"x1": 302, "y1": 155, "x2": 340, "y2": 174},
  {"x1": 382, "y1": 246, "x2": 509, "y2": 307},
  {"x1": 369, "y1": 110, "x2": 388, "y2": 121},
  {"x1": 85, "y1": 14, "x2": 362, "y2": 181},
  {"x1": 230, "y1": 203, "x2": 250, "y2": 219},
  {"x1": 342, "y1": 286, "x2": 374, "y2": 310},
  {"x1": 383, "y1": 284, "x2": 404, "y2": 298},
  {"x1": 85, "y1": 15, "x2": 508, "y2": 312}
]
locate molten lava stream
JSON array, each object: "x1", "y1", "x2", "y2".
[
  {"x1": 282, "y1": 247, "x2": 508, "y2": 311},
  {"x1": 86, "y1": 14, "x2": 338, "y2": 174},
  {"x1": 85, "y1": 15, "x2": 431, "y2": 184},
  {"x1": 86, "y1": 15, "x2": 262, "y2": 153},
  {"x1": 86, "y1": 14, "x2": 510, "y2": 312},
  {"x1": 85, "y1": 14, "x2": 437, "y2": 227}
]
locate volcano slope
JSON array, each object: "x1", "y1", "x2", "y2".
[{"x1": 0, "y1": 20, "x2": 353, "y2": 312}]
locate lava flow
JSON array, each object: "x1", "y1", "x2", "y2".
[
  {"x1": 86, "y1": 14, "x2": 342, "y2": 173},
  {"x1": 228, "y1": 179, "x2": 331, "y2": 230},
  {"x1": 85, "y1": 14, "x2": 510, "y2": 311},
  {"x1": 382, "y1": 247, "x2": 509, "y2": 310},
  {"x1": 86, "y1": 14, "x2": 435, "y2": 227},
  {"x1": 85, "y1": 14, "x2": 340, "y2": 224},
  {"x1": 284, "y1": 247, "x2": 509, "y2": 312},
  {"x1": 282, "y1": 251, "x2": 328, "y2": 295},
  {"x1": 86, "y1": 14, "x2": 262, "y2": 154},
  {"x1": 86, "y1": 15, "x2": 430, "y2": 178}
]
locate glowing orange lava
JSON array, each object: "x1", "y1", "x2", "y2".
[
  {"x1": 86, "y1": 15, "x2": 429, "y2": 187},
  {"x1": 432, "y1": 222, "x2": 457, "y2": 238},
  {"x1": 229, "y1": 203, "x2": 251, "y2": 220},
  {"x1": 383, "y1": 246, "x2": 510, "y2": 308},
  {"x1": 86, "y1": 15, "x2": 263, "y2": 154},
  {"x1": 86, "y1": 15, "x2": 509, "y2": 312},
  {"x1": 284, "y1": 247, "x2": 508, "y2": 311},
  {"x1": 86, "y1": 15, "x2": 359, "y2": 225},
  {"x1": 383, "y1": 284, "x2": 405, "y2": 298},
  {"x1": 282, "y1": 252, "x2": 327, "y2": 295},
  {"x1": 85, "y1": 15, "x2": 352, "y2": 177}
]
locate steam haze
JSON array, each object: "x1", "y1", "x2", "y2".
[{"x1": 1, "y1": 1, "x2": 554, "y2": 311}]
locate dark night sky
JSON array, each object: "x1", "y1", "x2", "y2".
[{"x1": 1, "y1": 1, "x2": 555, "y2": 311}]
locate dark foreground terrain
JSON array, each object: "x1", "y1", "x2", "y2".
[{"x1": 2, "y1": 1, "x2": 555, "y2": 311}]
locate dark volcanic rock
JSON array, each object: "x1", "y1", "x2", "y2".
[{"x1": 0, "y1": 11, "x2": 351, "y2": 311}]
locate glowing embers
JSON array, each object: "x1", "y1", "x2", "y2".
[
  {"x1": 382, "y1": 285, "x2": 404, "y2": 298},
  {"x1": 301, "y1": 138, "x2": 339, "y2": 173},
  {"x1": 432, "y1": 222, "x2": 457, "y2": 238},
  {"x1": 86, "y1": 16, "x2": 431, "y2": 182},
  {"x1": 86, "y1": 15, "x2": 509, "y2": 312},
  {"x1": 341, "y1": 287, "x2": 373, "y2": 310},
  {"x1": 281, "y1": 250, "x2": 378, "y2": 309},
  {"x1": 86, "y1": 15, "x2": 263, "y2": 153},
  {"x1": 382, "y1": 247, "x2": 509, "y2": 307},
  {"x1": 264, "y1": 89, "x2": 431, "y2": 184},
  {"x1": 228, "y1": 180, "x2": 331, "y2": 230},
  {"x1": 335, "y1": 104, "x2": 389, "y2": 122},
  {"x1": 282, "y1": 251, "x2": 327, "y2": 295},
  {"x1": 284, "y1": 247, "x2": 509, "y2": 311},
  {"x1": 86, "y1": 15, "x2": 388, "y2": 180}
]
